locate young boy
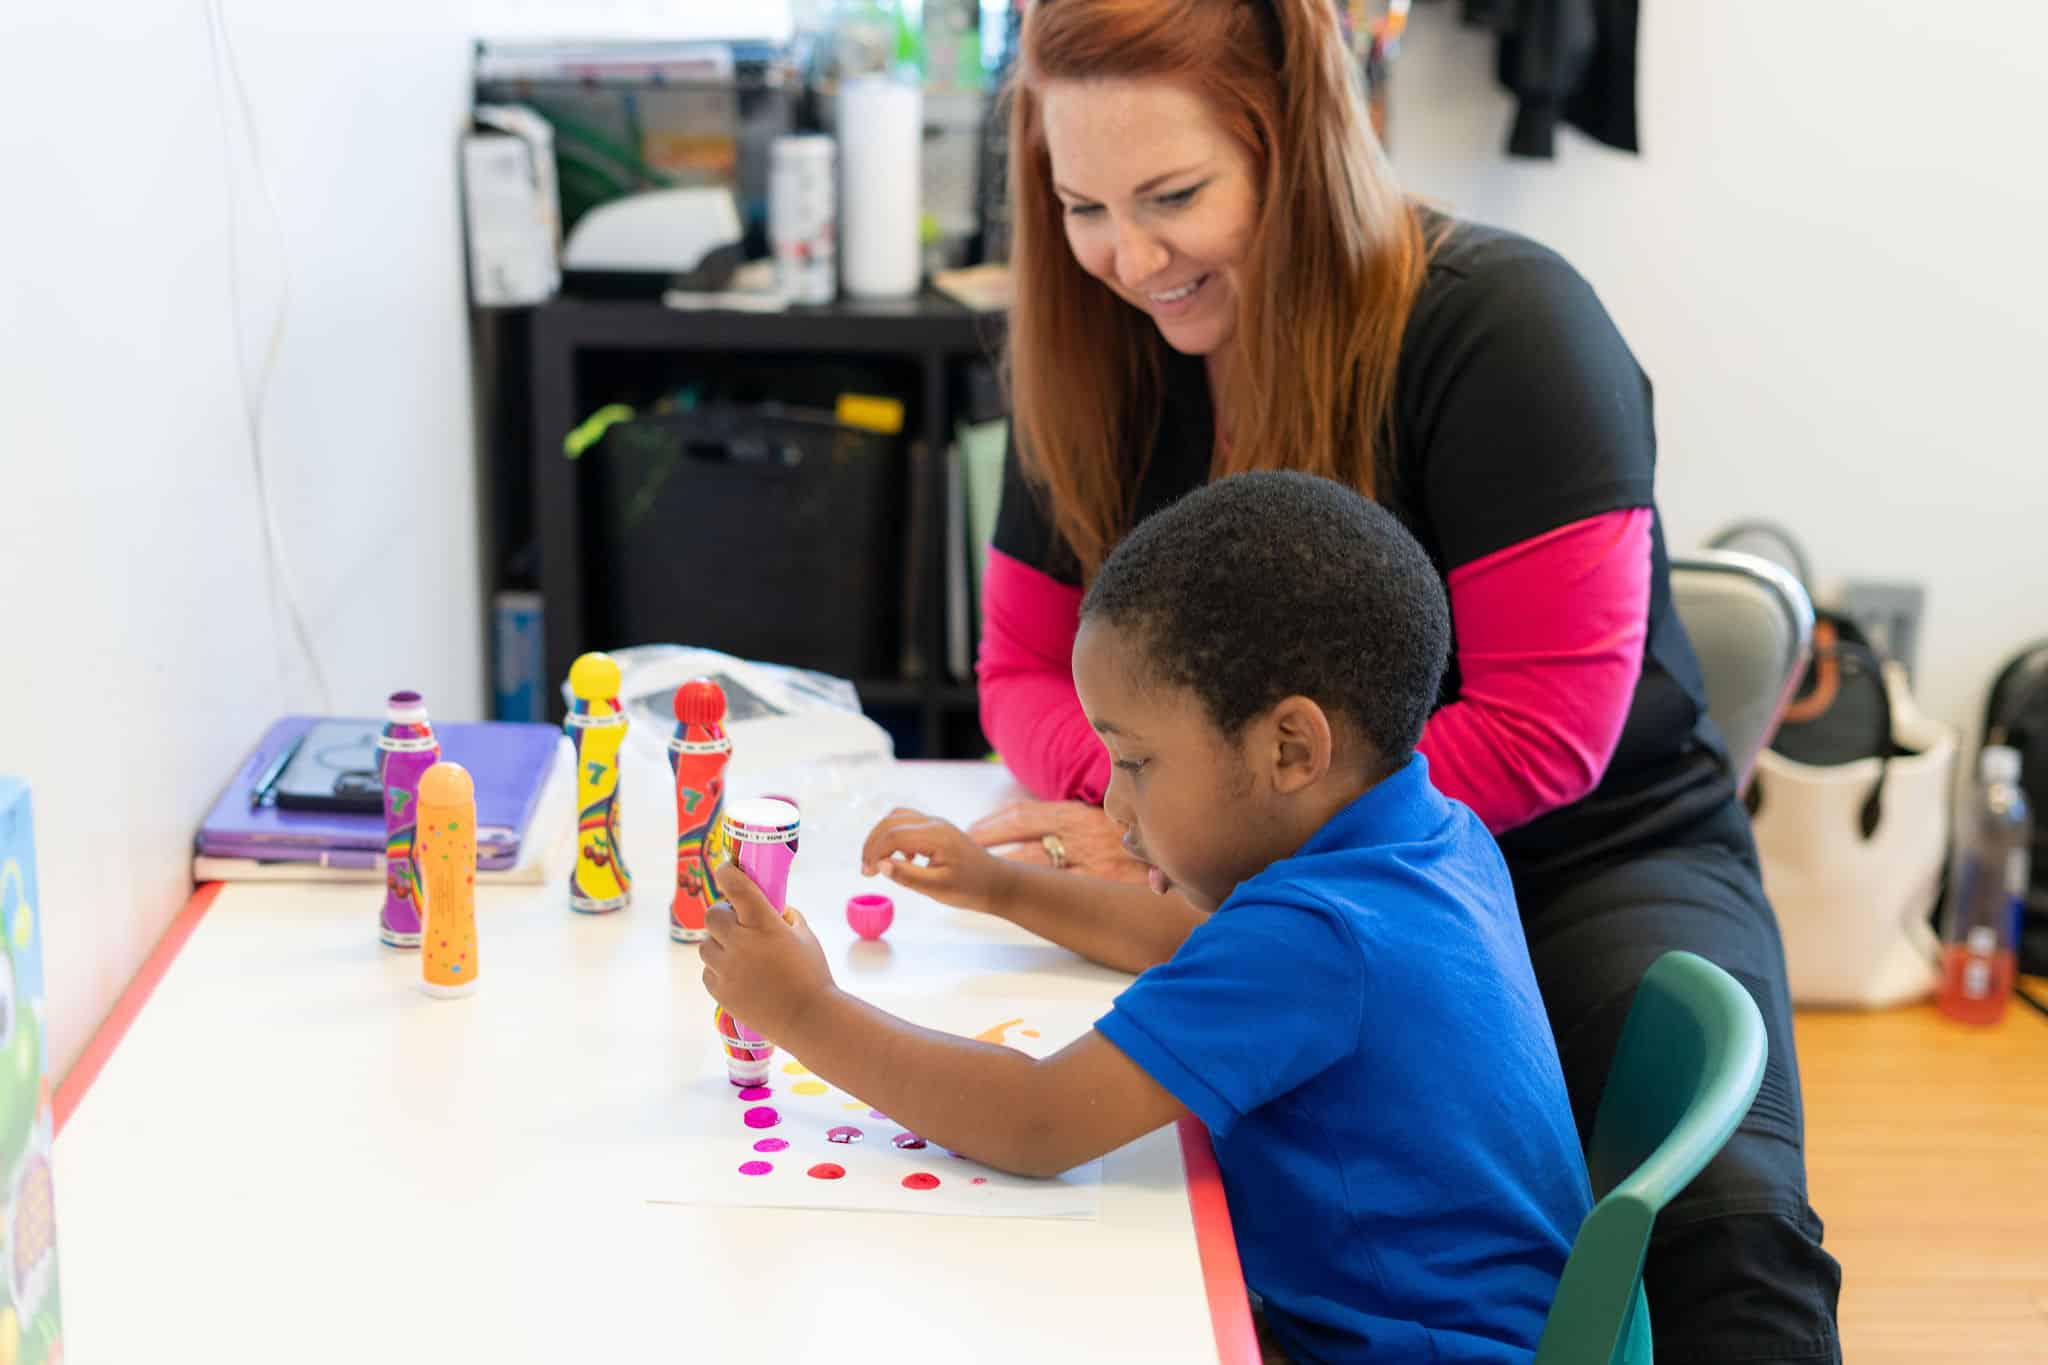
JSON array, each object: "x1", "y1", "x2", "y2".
[{"x1": 702, "y1": 471, "x2": 1591, "y2": 1364}]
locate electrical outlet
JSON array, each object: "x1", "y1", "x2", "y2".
[{"x1": 1839, "y1": 579, "x2": 1926, "y2": 678}]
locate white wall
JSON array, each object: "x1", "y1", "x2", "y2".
[
  {"x1": 473, "y1": 0, "x2": 792, "y2": 41},
  {"x1": 1390, "y1": 1, "x2": 2048, "y2": 748},
  {"x1": 0, "y1": 2, "x2": 485, "y2": 1079}
]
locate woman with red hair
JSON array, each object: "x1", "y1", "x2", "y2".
[{"x1": 971, "y1": 1, "x2": 1840, "y2": 1360}]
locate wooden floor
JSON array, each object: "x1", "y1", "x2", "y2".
[{"x1": 1795, "y1": 989, "x2": 2048, "y2": 1363}]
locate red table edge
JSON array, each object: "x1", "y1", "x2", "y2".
[
  {"x1": 1177, "y1": 1116, "x2": 1261, "y2": 1364},
  {"x1": 53, "y1": 881, "x2": 223, "y2": 1135},
  {"x1": 52, "y1": 881, "x2": 1260, "y2": 1365}
]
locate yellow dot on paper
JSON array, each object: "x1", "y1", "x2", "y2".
[
  {"x1": 10, "y1": 904, "x2": 30, "y2": 950},
  {"x1": 781, "y1": 1062, "x2": 809, "y2": 1075},
  {"x1": 843, "y1": 1102, "x2": 866, "y2": 1110},
  {"x1": 793, "y1": 1081, "x2": 827, "y2": 1096}
]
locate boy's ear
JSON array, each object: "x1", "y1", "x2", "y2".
[{"x1": 1262, "y1": 695, "x2": 1333, "y2": 794}]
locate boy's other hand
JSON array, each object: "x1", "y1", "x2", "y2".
[
  {"x1": 968, "y1": 800, "x2": 1149, "y2": 887},
  {"x1": 860, "y1": 807, "x2": 1010, "y2": 911},
  {"x1": 702, "y1": 861, "x2": 834, "y2": 1041}
]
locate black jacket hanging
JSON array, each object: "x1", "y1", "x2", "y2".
[{"x1": 1456, "y1": 0, "x2": 1641, "y2": 159}]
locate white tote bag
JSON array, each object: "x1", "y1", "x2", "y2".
[{"x1": 1752, "y1": 664, "x2": 1954, "y2": 1008}]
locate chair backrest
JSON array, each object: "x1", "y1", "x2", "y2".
[
  {"x1": 1669, "y1": 550, "x2": 1815, "y2": 794},
  {"x1": 1534, "y1": 951, "x2": 1768, "y2": 1365}
]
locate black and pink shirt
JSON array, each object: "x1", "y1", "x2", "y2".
[{"x1": 982, "y1": 217, "x2": 1734, "y2": 898}]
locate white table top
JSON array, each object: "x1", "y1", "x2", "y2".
[{"x1": 55, "y1": 761, "x2": 1244, "y2": 1364}]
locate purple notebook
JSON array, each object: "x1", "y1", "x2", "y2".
[{"x1": 196, "y1": 715, "x2": 562, "y2": 871}]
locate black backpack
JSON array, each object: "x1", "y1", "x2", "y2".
[{"x1": 1985, "y1": 642, "x2": 2048, "y2": 976}]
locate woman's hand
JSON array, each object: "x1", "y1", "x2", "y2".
[
  {"x1": 967, "y1": 800, "x2": 1149, "y2": 887},
  {"x1": 701, "y1": 862, "x2": 836, "y2": 1042},
  {"x1": 860, "y1": 807, "x2": 1013, "y2": 913}
]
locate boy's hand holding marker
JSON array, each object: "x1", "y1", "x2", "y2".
[{"x1": 702, "y1": 862, "x2": 834, "y2": 1043}]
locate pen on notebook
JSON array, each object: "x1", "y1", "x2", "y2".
[{"x1": 248, "y1": 735, "x2": 304, "y2": 809}]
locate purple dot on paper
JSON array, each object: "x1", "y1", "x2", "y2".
[
  {"x1": 738, "y1": 1161, "x2": 774, "y2": 1176},
  {"x1": 738, "y1": 1086, "x2": 772, "y2": 1101},
  {"x1": 868, "y1": 1109, "x2": 890, "y2": 1121},
  {"x1": 826, "y1": 1125, "x2": 863, "y2": 1144},
  {"x1": 753, "y1": 1138, "x2": 789, "y2": 1153},
  {"x1": 743, "y1": 1106, "x2": 781, "y2": 1129},
  {"x1": 892, "y1": 1132, "x2": 927, "y2": 1150}
]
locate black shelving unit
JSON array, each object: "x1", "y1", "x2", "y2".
[{"x1": 511, "y1": 291, "x2": 1004, "y2": 755}]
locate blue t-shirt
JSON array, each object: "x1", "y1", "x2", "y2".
[{"x1": 1095, "y1": 755, "x2": 1591, "y2": 1364}]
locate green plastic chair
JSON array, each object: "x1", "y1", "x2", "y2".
[{"x1": 1534, "y1": 951, "x2": 1768, "y2": 1365}]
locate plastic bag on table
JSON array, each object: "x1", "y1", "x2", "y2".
[{"x1": 565, "y1": 644, "x2": 915, "y2": 869}]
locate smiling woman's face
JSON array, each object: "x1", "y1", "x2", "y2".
[{"x1": 1040, "y1": 77, "x2": 1259, "y2": 358}]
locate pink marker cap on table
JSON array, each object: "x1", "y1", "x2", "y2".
[{"x1": 846, "y1": 893, "x2": 894, "y2": 940}]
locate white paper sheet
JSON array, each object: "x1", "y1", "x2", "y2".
[{"x1": 649, "y1": 996, "x2": 1106, "y2": 1219}]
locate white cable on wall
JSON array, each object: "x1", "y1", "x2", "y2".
[{"x1": 203, "y1": 0, "x2": 335, "y2": 712}]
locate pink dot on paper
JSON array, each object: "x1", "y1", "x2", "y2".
[
  {"x1": 972, "y1": 1177, "x2": 988, "y2": 1185},
  {"x1": 738, "y1": 1086, "x2": 772, "y2": 1101},
  {"x1": 743, "y1": 1106, "x2": 781, "y2": 1129},
  {"x1": 753, "y1": 1138, "x2": 788, "y2": 1153},
  {"x1": 826, "y1": 1125, "x2": 863, "y2": 1144},
  {"x1": 738, "y1": 1161, "x2": 774, "y2": 1176},
  {"x1": 902, "y1": 1172, "x2": 941, "y2": 1191},
  {"x1": 891, "y1": 1133, "x2": 926, "y2": 1150}
]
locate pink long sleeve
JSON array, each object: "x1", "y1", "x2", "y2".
[
  {"x1": 976, "y1": 548, "x2": 1112, "y2": 803},
  {"x1": 1417, "y1": 508, "x2": 1652, "y2": 834}
]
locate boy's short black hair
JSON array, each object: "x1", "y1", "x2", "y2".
[{"x1": 1080, "y1": 470, "x2": 1449, "y2": 770}]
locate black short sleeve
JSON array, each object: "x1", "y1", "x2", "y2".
[
  {"x1": 1395, "y1": 228, "x2": 1656, "y2": 570},
  {"x1": 990, "y1": 422, "x2": 1084, "y2": 587}
]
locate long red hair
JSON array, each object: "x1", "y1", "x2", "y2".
[{"x1": 1006, "y1": 0, "x2": 1428, "y2": 579}]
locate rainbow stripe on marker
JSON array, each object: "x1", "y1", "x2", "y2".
[{"x1": 714, "y1": 1005, "x2": 775, "y2": 1087}]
